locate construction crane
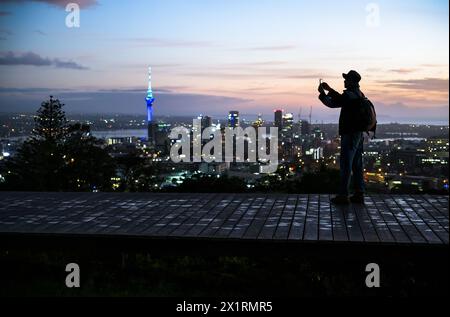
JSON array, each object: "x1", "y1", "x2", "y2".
[{"x1": 309, "y1": 105, "x2": 312, "y2": 125}]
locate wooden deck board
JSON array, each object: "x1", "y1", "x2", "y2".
[
  {"x1": 402, "y1": 196, "x2": 448, "y2": 244},
  {"x1": 170, "y1": 194, "x2": 222, "y2": 237},
  {"x1": 257, "y1": 195, "x2": 287, "y2": 240},
  {"x1": 303, "y1": 195, "x2": 319, "y2": 241},
  {"x1": 243, "y1": 196, "x2": 276, "y2": 239},
  {"x1": 393, "y1": 195, "x2": 442, "y2": 244},
  {"x1": 413, "y1": 196, "x2": 449, "y2": 231},
  {"x1": 273, "y1": 195, "x2": 298, "y2": 240},
  {"x1": 287, "y1": 195, "x2": 308, "y2": 240},
  {"x1": 385, "y1": 196, "x2": 427, "y2": 244},
  {"x1": 216, "y1": 195, "x2": 255, "y2": 238},
  {"x1": 371, "y1": 195, "x2": 412, "y2": 243},
  {"x1": 187, "y1": 194, "x2": 234, "y2": 237},
  {"x1": 363, "y1": 196, "x2": 395, "y2": 243},
  {"x1": 424, "y1": 195, "x2": 449, "y2": 217},
  {"x1": 230, "y1": 195, "x2": 267, "y2": 239},
  {"x1": 318, "y1": 195, "x2": 333, "y2": 241},
  {"x1": 199, "y1": 197, "x2": 241, "y2": 238},
  {"x1": 352, "y1": 202, "x2": 379, "y2": 243},
  {"x1": 329, "y1": 195, "x2": 349, "y2": 242},
  {"x1": 342, "y1": 203, "x2": 364, "y2": 242}
]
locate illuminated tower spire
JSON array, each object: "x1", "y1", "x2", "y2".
[
  {"x1": 145, "y1": 66, "x2": 157, "y2": 144},
  {"x1": 146, "y1": 66, "x2": 155, "y2": 123}
]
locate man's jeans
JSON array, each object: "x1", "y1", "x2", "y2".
[{"x1": 339, "y1": 132, "x2": 365, "y2": 196}]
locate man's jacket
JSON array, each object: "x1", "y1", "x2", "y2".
[{"x1": 319, "y1": 88, "x2": 364, "y2": 135}]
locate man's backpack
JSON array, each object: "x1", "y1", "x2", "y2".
[{"x1": 357, "y1": 94, "x2": 377, "y2": 135}]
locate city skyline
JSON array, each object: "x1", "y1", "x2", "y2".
[{"x1": 0, "y1": 0, "x2": 448, "y2": 124}]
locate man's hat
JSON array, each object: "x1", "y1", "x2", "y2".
[{"x1": 342, "y1": 70, "x2": 361, "y2": 83}]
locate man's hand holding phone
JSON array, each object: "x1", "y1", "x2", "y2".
[
  {"x1": 318, "y1": 79, "x2": 325, "y2": 94},
  {"x1": 320, "y1": 80, "x2": 332, "y2": 92},
  {"x1": 318, "y1": 79, "x2": 331, "y2": 94}
]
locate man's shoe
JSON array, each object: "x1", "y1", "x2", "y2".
[
  {"x1": 330, "y1": 195, "x2": 350, "y2": 205},
  {"x1": 350, "y1": 193, "x2": 365, "y2": 204}
]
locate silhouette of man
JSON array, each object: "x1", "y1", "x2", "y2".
[{"x1": 318, "y1": 70, "x2": 365, "y2": 204}]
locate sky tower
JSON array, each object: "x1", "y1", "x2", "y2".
[{"x1": 145, "y1": 66, "x2": 156, "y2": 144}]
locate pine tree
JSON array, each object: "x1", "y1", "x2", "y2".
[
  {"x1": 32, "y1": 96, "x2": 68, "y2": 143},
  {"x1": 1, "y1": 96, "x2": 116, "y2": 191}
]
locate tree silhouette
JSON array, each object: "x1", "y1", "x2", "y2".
[
  {"x1": 60, "y1": 123, "x2": 116, "y2": 191},
  {"x1": 1, "y1": 96, "x2": 116, "y2": 191},
  {"x1": 114, "y1": 149, "x2": 161, "y2": 192},
  {"x1": 32, "y1": 96, "x2": 68, "y2": 142}
]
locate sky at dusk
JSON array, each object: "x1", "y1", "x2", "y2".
[{"x1": 0, "y1": 0, "x2": 448, "y2": 123}]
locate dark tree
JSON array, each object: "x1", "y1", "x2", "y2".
[
  {"x1": 115, "y1": 149, "x2": 161, "y2": 192},
  {"x1": 60, "y1": 123, "x2": 116, "y2": 191},
  {"x1": 3, "y1": 97, "x2": 67, "y2": 190},
  {"x1": 1, "y1": 97, "x2": 116, "y2": 191},
  {"x1": 32, "y1": 96, "x2": 68, "y2": 142}
]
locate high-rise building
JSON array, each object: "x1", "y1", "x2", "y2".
[
  {"x1": 145, "y1": 67, "x2": 157, "y2": 144},
  {"x1": 300, "y1": 120, "x2": 310, "y2": 136},
  {"x1": 228, "y1": 111, "x2": 239, "y2": 128},
  {"x1": 313, "y1": 147, "x2": 324, "y2": 160},
  {"x1": 252, "y1": 113, "x2": 264, "y2": 128},
  {"x1": 274, "y1": 110, "x2": 283, "y2": 129},
  {"x1": 282, "y1": 113, "x2": 294, "y2": 136},
  {"x1": 199, "y1": 115, "x2": 212, "y2": 131}
]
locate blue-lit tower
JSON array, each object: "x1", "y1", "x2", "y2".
[
  {"x1": 228, "y1": 110, "x2": 239, "y2": 128},
  {"x1": 146, "y1": 66, "x2": 156, "y2": 144}
]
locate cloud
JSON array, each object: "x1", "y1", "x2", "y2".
[
  {"x1": 379, "y1": 78, "x2": 449, "y2": 92},
  {"x1": 0, "y1": 87, "x2": 55, "y2": 93},
  {"x1": 52, "y1": 59, "x2": 88, "y2": 70},
  {"x1": 183, "y1": 72, "x2": 262, "y2": 79},
  {"x1": 238, "y1": 61, "x2": 288, "y2": 66},
  {"x1": 365, "y1": 68, "x2": 418, "y2": 74},
  {"x1": 182, "y1": 67, "x2": 338, "y2": 81},
  {"x1": 287, "y1": 73, "x2": 337, "y2": 79},
  {"x1": 0, "y1": 51, "x2": 88, "y2": 69},
  {"x1": 241, "y1": 45, "x2": 297, "y2": 51},
  {"x1": 121, "y1": 63, "x2": 184, "y2": 70},
  {"x1": 126, "y1": 37, "x2": 212, "y2": 48},
  {"x1": 1, "y1": 0, "x2": 98, "y2": 8},
  {"x1": 0, "y1": 30, "x2": 12, "y2": 40},
  {"x1": 0, "y1": 29, "x2": 13, "y2": 36},
  {"x1": 389, "y1": 68, "x2": 417, "y2": 74},
  {"x1": 0, "y1": 51, "x2": 51, "y2": 66},
  {"x1": 365, "y1": 68, "x2": 382, "y2": 73},
  {"x1": 421, "y1": 64, "x2": 448, "y2": 68}
]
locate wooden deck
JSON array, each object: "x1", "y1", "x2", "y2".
[{"x1": 0, "y1": 192, "x2": 448, "y2": 252}]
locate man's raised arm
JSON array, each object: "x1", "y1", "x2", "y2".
[{"x1": 318, "y1": 82, "x2": 342, "y2": 108}]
